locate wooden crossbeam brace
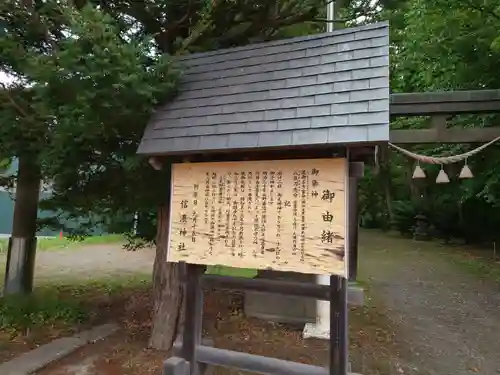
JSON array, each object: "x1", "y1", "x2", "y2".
[
  {"x1": 390, "y1": 89, "x2": 500, "y2": 116},
  {"x1": 201, "y1": 274, "x2": 363, "y2": 306},
  {"x1": 172, "y1": 345, "x2": 330, "y2": 375},
  {"x1": 390, "y1": 104, "x2": 500, "y2": 144},
  {"x1": 390, "y1": 126, "x2": 500, "y2": 144},
  {"x1": 169, "y1": 264, "x2": 354, "y2": 375}
]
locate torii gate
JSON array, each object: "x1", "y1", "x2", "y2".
[
  {"x1": 248, "y1": 89, "x2": 500, "y2": 342},
  {"x1": 349, "y1": 89, "x2": 500, "y2": 278}
]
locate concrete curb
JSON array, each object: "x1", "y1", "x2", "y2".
[{"x1": 0, "y1": 323, "x2": 119, "y2": 375}]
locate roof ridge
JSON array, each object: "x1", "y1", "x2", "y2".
[{"x1": 176, "y1": 22, "x2": 389, "y2": 62}]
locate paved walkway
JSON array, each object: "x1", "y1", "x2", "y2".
[{"x1": 359, "y1": 231, "x2": 500, "y2": 375}]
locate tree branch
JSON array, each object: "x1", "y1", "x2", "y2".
[
  {"x1": 165, "y1": 0, "x2": 194, "y2": 37},
  {"x1": 176, "y1": 0, "x2": 221, "y2": 54},
  {"x1": 0, "y1": 82, "x2": 32, "y2": 120}
]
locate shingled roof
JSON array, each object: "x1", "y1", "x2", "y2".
[{"x1": 137, "y1": 22, "x2": 390, "y2": 156}]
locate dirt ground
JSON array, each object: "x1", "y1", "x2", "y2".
[
  {"x1": 2, "y1": 231, "x2": 500, "y2": 375},
  {"x1": 37, "y1": 289, "x2": 395, "y2": 375},
  {"x1": 359, "y1": 231, "x2": 500, "y2": 375}
]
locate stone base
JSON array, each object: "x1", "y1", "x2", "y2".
[
  {"x1": 244, "y1": 271, "x2": 364, "y2": 325},
  {"x1": 303, "y1": 322, "x2": 331, "y2": 340},
  {"x1": 245, "y1": 291, "x2": 316, "y2": 325},
  {"x1": 244, "y1": 271, "x2": 317, "y2": 324}
]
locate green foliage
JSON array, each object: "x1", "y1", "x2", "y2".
[
  {"x1": 4, "y1": 0, "x2": 500, "y2": 248},
  {"x1": 356, "y1": 0, "x2": 500, "y2": 246},
  {"x1": 391, "y1": 201, "x2": 419, "y2": 237},
  {"x1": 1, "y1": 1, "x2": 182, "y2": 240},
  {"x1": 0, "y1": 159, "x2": 11, "y2": 172},
  {"x1": 0, "y1": 293, "x2": 87, "y2": 332},
  {"x1": 0, "y1": 0, "x2": 344, "y2": 243},
  {"x1": 358, "y1": 168, "x2": 391, "y2": 230}
]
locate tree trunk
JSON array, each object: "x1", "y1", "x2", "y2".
[
  {"x1": 149, "y1": 204, "x2": 185, "y2": 350},
  {"x1": 4, "y1": 155, "x2": 41, "y2": 295}
]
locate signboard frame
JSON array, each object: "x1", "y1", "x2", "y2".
[{"x1": 167, "y1": 157, "x2": 349, "y2": 277}]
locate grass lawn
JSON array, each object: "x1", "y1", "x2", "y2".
[
  {"x1": 205, "y1": 265, "x2": 257, "y2": 278},
  {"x1": 443, "y1": 245, "x2": 500, "y2": 282},
  {"x1": 360, "y1": 229, "x2": 500, "y2": 283}
]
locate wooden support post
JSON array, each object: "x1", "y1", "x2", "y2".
[
  {"x1": 169, "y1": 266, "x2": 354, "y2": 375},
  {"x1": 329, "y1": 276, "x2": 348, "y2": 375},
  {"x1": 179, "y1": 263, "x2": 205, "y2": 375},
  {"x1": 348, "y1": 181, "x2": 359, "y2": 280},
  {"x1": 339, "y1": 276, "x2": 348, "y2": 375},
  {"x1": 348, "y1": 162, "x2": 363, "y2": 281}
]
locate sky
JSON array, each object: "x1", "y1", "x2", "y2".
[{"x1": 0, "y1": 70, "x2": 14, "y2": 85}]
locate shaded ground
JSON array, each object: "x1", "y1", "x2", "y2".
[
  {"x1": 37, "y1": 290, "x2": 397, "y2": 375},
  {"x1": 0, "y1": 241, "x2": 403, "y2": 374},
  {"x1": 359, "y1": 230, "x2": 500, "y2": 375},
  {"x1": 0, "y1": 243, "x2": 154, "y2": 363},
  {"x1": 2, "y1": 231, "x2": 500, "y2": 374},
  {"x1": 0, "y1": 275, "x2": 151, "y2": 364}
]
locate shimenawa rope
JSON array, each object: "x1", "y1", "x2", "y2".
[{"x1": 388, "y1": 136, "x2": 500, "y2": 165}]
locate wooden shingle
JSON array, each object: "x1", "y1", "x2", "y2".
[{"x1": 138, "y1": 22, "x2": 390, "y2": 156}]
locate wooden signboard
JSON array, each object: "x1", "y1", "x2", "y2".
[{"x1": 168, "y1": 158, "x2": 347, "y2": 276}]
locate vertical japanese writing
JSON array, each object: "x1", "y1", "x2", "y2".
[
  {"x1": 217, "y1": 175, "x2": 224, "y2": 238},
  {"x1": 269, "y1": 171, "x2": 275, "y2": 205},
  {"x1": 178, "y1": 199, "x2": 189, "y2": 254},
  {"x1": 260, "y1": 171, "x2": 268, "y2": 255},
  {"x1": 209, "y1": 172, "x2": 217, "y2": 256},
  {"x1": 300, "y1": 169, "x2": 308, "y2": 262},
  {"x1": 247, "y1": 171, "x2": 253, "y2": 213},
  {"x1": 239, "y1": 172, "x2": 246, "y2": 257},
  {"x1": 276, "y1": 171, "x2": 283, "y2": 261},
  {"x1": 311, "y1": 168, "x2": 320, "y2": 199},
  {"x1": 224, "y1": 173, "x2": 232, "y2": 247},
  {"x1": 231, "y1": 172, "x2": 240, "y2": 256},
  {"x1": 204, "y1": 172, "x2": 210, "y2": 225},
  {"x1": 191, "y1": 184, "x2": 199, "y2": 243},
  {"x1": 252, "y1": 171, "x2": 260, "y2": 257},
  {"x1": 292, "y1": 171, "x2": 299, "y2": 256},
  {"x1": 320, "y1": 177, "x2": 337, "y2": 245}
]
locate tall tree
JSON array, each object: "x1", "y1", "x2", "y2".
[
  {"x1": 0, "y1": 1, "x2": 180, "y2": 294},
  {"x1": 40, "y1": 0, "x2": 336, "y2": 350},
  {"x1": 3, "y1": 0, "x2": 367, "y2": 349}
]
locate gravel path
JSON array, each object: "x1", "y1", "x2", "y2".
[
  {"x1": 0, "y1": 244, "x2": 155, "y2": 283},
  {"x1": 359, "y1": 231, "x2": 500, "y2": 375}
]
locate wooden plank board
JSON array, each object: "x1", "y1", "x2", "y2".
[
  {"x1": 168, "y1": 159, "x2": 347, "y2": 276},
  {"x1": 390, "y1": 127, "x2": 500, "y2": 143}
]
